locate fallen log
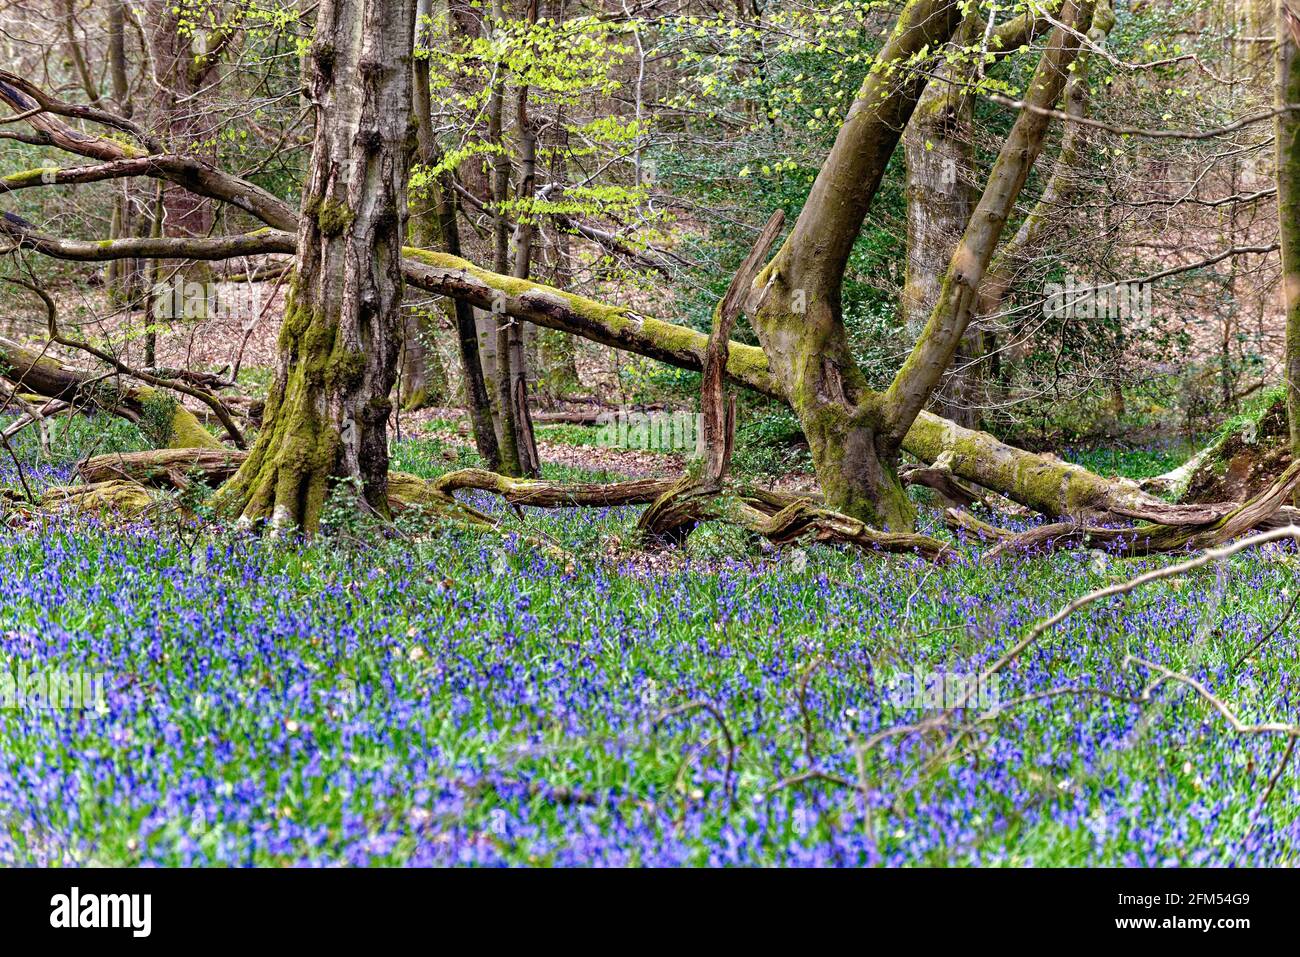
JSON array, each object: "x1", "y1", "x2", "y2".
[
  {"x1": 39, "y1": 480, "x2": 157, "y2": 518},
  {"x1": 431, "y1": 468, "x2": 677, "y2": 507},
  {"x1": 0, "y1": 75, "x2": 1245, "y2": 527},
  {"x1": 1, "y1": 335, "x2": 223, "y2": 450},
  {"x1": 946, "y1": 458, "x2": 1300, "y2": 561},
  {"x1": 78, "y1": 448, "x2": 251, "y2": 488}
]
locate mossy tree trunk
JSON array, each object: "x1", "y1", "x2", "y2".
[
  {"x1": 400, "y1": 0, "x2": 452, "y2": 413},
  {"x1": 1277, "y1": 1, "x2": 1300, "y2": 495},
  {"x1": 750, "y1": 0, "x2": 964, "y2": 531},
  {"x1": 752, "y1": 0, "x2": 1091, "y2": 531},
  {"x1": 0, "y1": 334, "x2": 221, "y2": 450},
  {"x1": 217, "y1": 0, "x2": 416, "y2": 530}
]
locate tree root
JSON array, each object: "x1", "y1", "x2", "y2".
[
  {"x1": 422, "y1": 465, "x2": 955, "y2": 561},
  {"x1": 730, "y1": 498, "x2": 955, "y2": 562}
]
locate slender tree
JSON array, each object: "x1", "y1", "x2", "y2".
[{"x1": 1278, "y1": 0, "x2": 1300, "y2": 483}]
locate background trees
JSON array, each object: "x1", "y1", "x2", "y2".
[{"x1": 0, "y1": 0, "x2": 1296, "y2": 536}]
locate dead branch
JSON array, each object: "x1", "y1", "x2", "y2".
[{"x1": 2, "y1": 275, "x2": 246, "y2": 448}]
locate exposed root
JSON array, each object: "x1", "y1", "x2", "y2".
[
  {"x1": 427, "y1": 464, "x2": 954, "y2": 561},
  {"x1": 636, "y1": 476, "x2": 720, "y2": 545},
  {"x1": 730, "y1": 498, "x2": 954, "y2": 562}
]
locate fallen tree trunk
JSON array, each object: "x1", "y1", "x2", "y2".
[
  {"x1": 946, "y1": 459, "x2": 1300, "y2": 561},
  {"x1": 0, "y1": 67, "x2": 1244, "y2": 528},
  {"x1": 79, "y1": 448, "x2": 250, "y2": 488},
  {"x1": 0, "y1": 277, "x2": 1211, "y2": 526},
  {"x1": 1, "y1": 334, "x2": 222, "y2": 449},
  {"x1": 399, "y1": 251, "x2": 1206, "y2": 523},
  {"x1": 432, "y1": 467, "x2": 677, "y2": 507}
]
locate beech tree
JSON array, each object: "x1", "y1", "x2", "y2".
[
  {"x1": 215, "y1": 0, "x2": 417, "y2": 528},
  {"x1": 1279, "y1": 0, "x2": 1300, "y2": 479}
]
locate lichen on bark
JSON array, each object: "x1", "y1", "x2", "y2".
[{"x1": 214, "y1": 0, "x2": 415, "y2": 531}]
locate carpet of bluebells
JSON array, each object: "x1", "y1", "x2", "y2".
[{"x1": 2, "y1": 419, "x2": 1299, "y2": 866}]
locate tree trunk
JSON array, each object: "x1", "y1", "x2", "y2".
[
  {"x1": 411, "y1": 4, "x2": 500, "y2": 466},
  {"x1": 752, "y1": 1, "x2": 1091, "y2": 530},
  {"x1": 485, "y1": 0, "x2": 523, "y2": 475},
  {"x1": 216, "y1": 0, "x2": 416, "y2": 530},
  {"x1": 902, "y1": 11, "x2": 1045, "y2": 428},
  {"x1": 1277, "y1": 1, "x2": 1300, "y2": 492},
  {"x1": 401, "y1": 0, "x2": 451, "y2": 412},
  {"x1": 750, "y1": 0, "x2": 963, "y2": 530},
  {"x1": 507, "y1": 112, "x2": 541, "y2": 476},
  {"x1": 142, "y1": 0, "x2": 226, "y2": 235},
  {"x1": 104, "y1": 0, "x2": 133, "y2": 303},
  {"x1": 399, "y1": 306, "x2": 450, "y2": 410},
  {"x1": 903, "y1": 35, "x2": 980, "y2": 428}
]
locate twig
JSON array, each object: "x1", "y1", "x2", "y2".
[
  {"x1": 1231, "y1": 589, "x2": 1300, "y2": 672},
  {"x1": 653, "y1": 699, "x2": 737, "y2": 803}
]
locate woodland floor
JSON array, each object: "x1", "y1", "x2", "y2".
[{"x1": 1, "y1": 406, "x2": 1298, "y2": 866}]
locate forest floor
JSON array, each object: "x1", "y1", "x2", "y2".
[{"x1": 2, "y1": 408, "x2": 1298, "y2": 866}]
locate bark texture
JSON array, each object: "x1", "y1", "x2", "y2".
[
  {"x1": 216, "y1": 0, "x2": 416, "y2": 529},
  {"x1": 1278, "y1": 1, "x2": 1300, "y2": 485}
]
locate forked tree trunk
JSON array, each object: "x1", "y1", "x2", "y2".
[
  {"x1": 753, "y1": 0, "x2": 1091, "y2": 531},
  {"x1": 216, "y1": 0, "x2": 416, "y2": 530},
  {"x1": 751, "y1": 0, "x2": 964, "y2": 531}
]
